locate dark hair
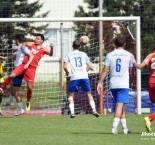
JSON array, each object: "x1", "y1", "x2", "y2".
[
  {"x1": 16, "y1": 34, "x2": 25, "y2": 43},
  {"x1": 36, "y1": 33, "x2": 45, "y2": 42},
  {"x1": 114, "y1": 36, "x2": 125, "y2": 48},
  {"x1": 72, "y1": 40, "x2": 81, "y2": 49}
]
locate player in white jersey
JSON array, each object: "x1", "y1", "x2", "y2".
[
  {"x1": 0, "y1": 34, "x2": 33, "y2": 115},
  {"x1": 97, "y1": 36, "x2": 134, "y2": 134},
  {"x1": 64, "y1": 40, "x2": 99, "y2": 118}
]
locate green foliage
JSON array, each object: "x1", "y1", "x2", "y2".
[{"x1": 74, "y1": 0, "x2": 155, "y2": 56}]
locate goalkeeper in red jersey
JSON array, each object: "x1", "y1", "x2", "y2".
[
  {"x1": 134, "y1": 52, "x2": 155, "y2": 132},
  {"x1": 0, "y1": 34, "x2": 54, "y2": 112}
]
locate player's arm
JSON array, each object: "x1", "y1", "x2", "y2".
[
  {"x1": 133, "y1": 53, "x2": 153, "y2": 69},
  {"x1": 134, "y1": 62, "x2": 147, "y2": 69},
  {"x1": 42, "y1": 43, "x2": 54, "y2": 56},
  {"x1": 86, "y1": 62, "x2": 93, "y2": 71},
  {"x1": 63, "y1": 62, "x2": 69, "y2": 76},
  {"x1": 0, "y1": 54, "x2": 16, "y2": 60},
  {"x1": 21, "y1": 44, "x2": 34, "y2": 69},
  {"x1": 97, "y1": 65, "x2": 109, "y2": 95},
  {"x1": 129, "y1": 67, "x2": 135, "y2": 89},
  {"x1": 48, "y1": 43, "x2": 54, "y2": 56}
]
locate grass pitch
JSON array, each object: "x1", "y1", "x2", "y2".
[{"x1": 0, "y1": 114, "x2": 154, "y2": 145}]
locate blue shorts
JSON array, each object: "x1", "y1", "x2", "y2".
[
  {"x1": 68, "y1": 79, "x2": 91, "y2": 93},
  {"x1": 12, "y1": 75, "x2": 24, "y2": 87},
  {"x1": 111, "y1": 88, "x2": 129, "y2": 104}
]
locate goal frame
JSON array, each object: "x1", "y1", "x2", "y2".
[{"x1": 0, "y1": 17, "x2": 141, "y2": 114}]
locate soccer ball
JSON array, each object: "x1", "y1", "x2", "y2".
[{"x1": 79, "y1": 35, "x2": 89, "y2": 45}]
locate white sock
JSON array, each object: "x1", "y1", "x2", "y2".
[
  {"x1": 9, "y1": 94, "x2": 14, "y2": 102},
  {"x1": 69, "y1": 103, "x2": 74, "y2": 114},
  {"x1": 18, "y1": 102, "x2": 24, "y2": 110},
  {"x1": 121, "y1": 118, "x2": 128, "y2": 129},
  {"x1": 113, "y1": 118, "x2": 120, "y2": 129},
  {"x1": 89, "y1": 100, "x2": 96, "y2": 112}
]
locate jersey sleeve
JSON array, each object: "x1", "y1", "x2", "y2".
[
  {"x1": 64, "y1": 54, "x2": 70, "y2": 63},
  {"x1": 129, "y1": 53, "x2": 134, "y2": 67},
  {"x1": 143, "y1": 53, "x2": 153, "y2": 65},
  {"x1": 22, "y1": 47, "x2": 30, "y2": 55},
  {"x1": 43, "y1": 47, "x2": 50, "y2": 55},
  {"x1": 85, "y1": 53, "x2": 90, "y2": 64},
  {"x1": 104, "y1": 54, "x2": 110, "y2": 66}
]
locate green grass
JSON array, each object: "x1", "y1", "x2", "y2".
[{"x1": 0, "y1": 114, "x2": 154, "y2": 145}]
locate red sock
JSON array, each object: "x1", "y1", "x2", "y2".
[
  {"x1": 148, "y1": 112, "x2": 155, "y2": 121},
  {"x1": 1, "y1": 77, "x2": 12, "y2": 89},
  {"x1": 27, "y1": 90, "x2": 32, "y2": 102}
]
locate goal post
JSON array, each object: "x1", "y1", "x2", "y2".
[{"x1": 0, "y1": 17, "x2": 141, "y2": 115}]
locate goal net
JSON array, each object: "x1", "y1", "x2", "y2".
[{"x1": 0, "y1": 17, "x2": 141, "y2": 116}]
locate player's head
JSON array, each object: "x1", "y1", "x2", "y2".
[
  {"x1": 72, "y1": 40, "x2": 81, "y2": 50},
  {"x1": 114, "y1": 36, "x2": 126, "y2": 48},
  {"x1": 35, "y1": 34, "x2": 45, "y2": 45},
  {"x1": 15, "y1": 34, "x2": 25, "y2": 45}
]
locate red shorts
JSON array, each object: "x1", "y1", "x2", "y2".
[
  {"x1": 12, "y1": 64, "x2": 26, "y2": 76},
  {"x1": 12, "y1": 64, "x2": 36, "y2": 84},
  {"x1": 24, "y1": 66, "x2": 36, "y2": 84},
  {"x1": 148, "y1": 83, "x2": 155, "y2": 103}
]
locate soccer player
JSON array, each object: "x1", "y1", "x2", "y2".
[
  {"x1": 133, "y1": 52, "x2": 155, "y2": 132},
  {"x1": 97, "y1": 36, "x2": 134, "y2": 134},
  {"x1": 0, "y1": 34, "x2": 34, "y2": 115},
  {"x1": 0, "y1": 34, "x2": 53, "y2": 112},
  {"x1": 64, "y1": 40, "x2": 99, "y2": 118},
  {"x1": 0, "y1": 60, "x2": 4, "y2": 115}
]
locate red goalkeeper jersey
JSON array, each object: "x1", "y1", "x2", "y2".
[
  {"x1": 143, "y1": 52, "x2": 155, "y2": 83},
  {"x1": 23, "y1": 42, "x2": 50, "y2": 68}
]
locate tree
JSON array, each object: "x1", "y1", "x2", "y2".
[
  {"x1": 0, "y1": 0, "x2": 49, "y2": 72},
  {"x1": 74, "y1": 0, "x2": 155, "y2": 57}
]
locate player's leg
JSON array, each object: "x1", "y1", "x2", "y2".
[
  {"x1": 0, "y1": 72, "x2": 16, "y2": 95},
  {"x1": 68, "y1": 80, "x2": 79, "y2": 118},
  {"x1": 112, "y1": 102, "x2": 123, "y2": 134},
  {"x1": 0, "y1": 64, "x2": 25, "y2": 95},
  {"x1": 0, "y1": 82, "x2": 3, "y2": 116},
  {"x1": 3, "y1": 84, "x2": 14, "y2": 106},
  {"x1": 111, "y1": 89, "x2": 129, "y2": 134},
  {"x1": 26, "y1": 82, "x2": 33, "y2": 111},
  {"x1": 144, "y1": 83, "x2": 155, "y2": 132},
  {"x1": 68, "y1": 93, "x2": 75, "y2": 118},
  {"x1": 120, "y1": 105, "x2": 131, "y2": 134},
  {"x1": 11, "y1": 75, "x2": 25, "y2": 116},
  {"x1": 14, "y1": 87, "x2": 25, "y2": 116},
  {"x1": 24, "y1": 66, "x2": 36, "y2": 111},
  {"x1": 86, "y1": 92, "x2": 99, "y2": 117},
  {"x1": 0, "y1": 75, "x2": 4, "y2": 115},
  {"x1": 81, "y1": 79, "x2": 99, "y2": 117}
]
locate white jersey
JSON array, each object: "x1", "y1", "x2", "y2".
[
  {"x1": 64, "y1": 50, "x2": 90, "y2": 80},
  {"x1": 14, "y1": 44, "x2": 30, "y2": 67},
  {"x1": 104, "y1": 49, "x2": 134, "y2": 89}
]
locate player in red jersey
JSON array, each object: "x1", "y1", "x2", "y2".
[
  {"x1": 134, "y1": 52, "x2": 155, "y2": 132},
  {"x1": 0, "y1": 34, "x2": 53, "y2": 111}
]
